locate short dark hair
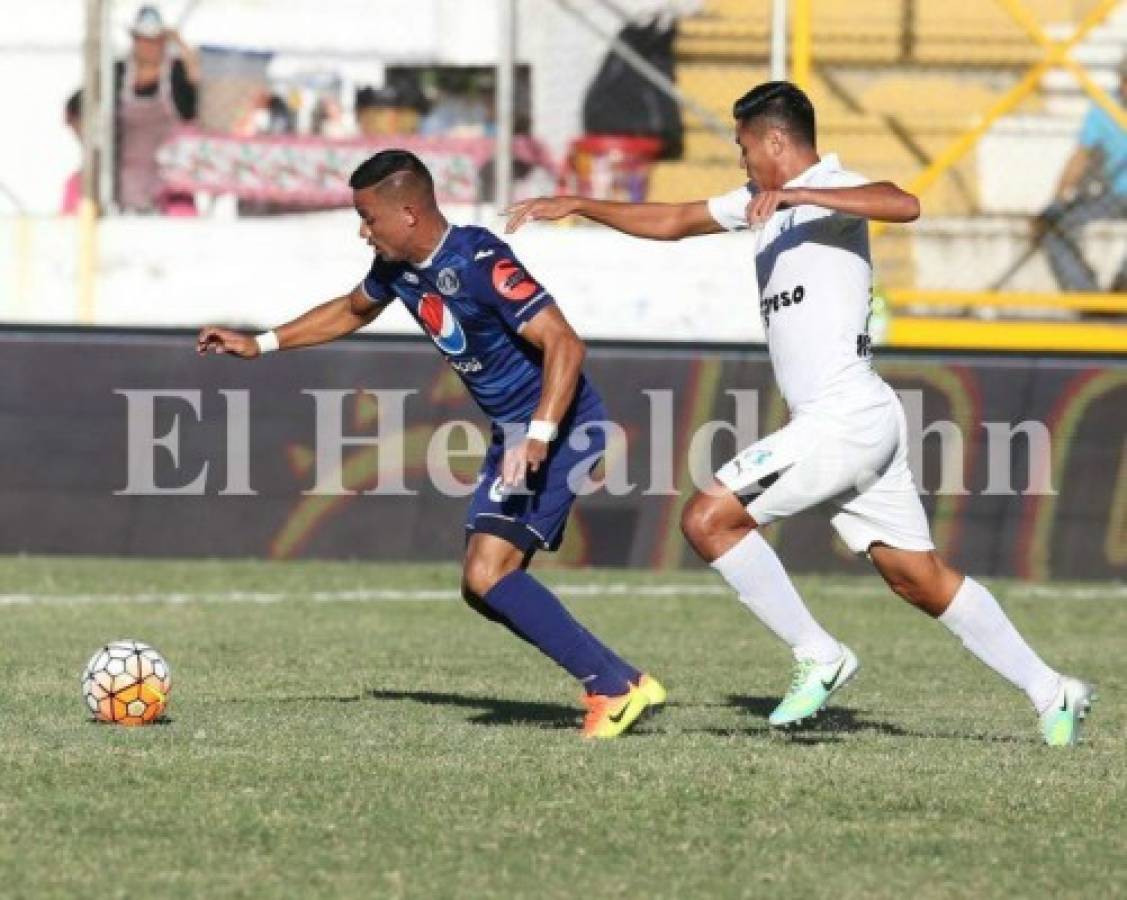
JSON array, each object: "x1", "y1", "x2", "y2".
[
  {"x1": 732, "y1": 81, "x2": 816, "y2": 148},
  {"x1": 349, "y1": 149, "x2": 434, "y2": 191},
  {"x1": 65, "y1": 89, "x2": 82, "y2": 121}
]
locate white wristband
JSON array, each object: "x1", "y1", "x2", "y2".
[
  {"x1": 255, "y1": 331, "x2": 280, "y2": 354},
  {"x1": 527, "y1": 419, "x2": 558, "y2": 443}
]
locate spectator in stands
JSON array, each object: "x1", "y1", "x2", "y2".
[
  {"x1": 115, "y1": 4, "x2": 199, "y2": 214},
  {"x1": 312, "y1": 95, "x2": 355, "y2": 140},
  {"x1": 1039, "y1": 55, "x2": 1127, "y2": 292},
  {"x1": 232, "y1": 90, "x2": 297, "y2": 137},
  {"x1": 61, "y1": 90, "x2": 83, "y2": 215}
]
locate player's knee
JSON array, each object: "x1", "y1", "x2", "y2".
[
  {"x1": 460, "y1": 576, "x2": 481, "y2": 605},
  {"x1": 679, "y1": 493, "x2": 708, "y2": 545},
  {"x1": 680, "y1": 492, "x2": 734, "y2": 547},
  {"x1": 461, "y1": 554, "x2": 514, "y2": 600}
]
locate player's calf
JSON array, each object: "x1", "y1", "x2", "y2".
[
  {"x1": 869, "y1": 544, "x2": 962, "y2": 618},
  {"x1": 871, "y1": 545, "x2": 1097, "y2": 745},
  {"x1": 460, "y1": 541, "x2": 538, "y2": 644},
  {"x1": 465, "y1": 534, "x2": 646, "y2": 716}
]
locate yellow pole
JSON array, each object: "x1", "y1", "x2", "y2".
[
  {"x1": 15, "y1": 215, "x2": 32, "y2": 311},
  {"x1": 791, "y1": 0, "x2": 811, "y2": 90},
  {"x1": 78, "y1": 199, "x2": 98, "y2": 324},
  {"x1": 79, "y1": 0, "x2": 102, "y2": 325}
]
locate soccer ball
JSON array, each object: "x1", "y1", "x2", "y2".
[{"x1": 81, "y1": 639, "x2": 172, "y2": 726}]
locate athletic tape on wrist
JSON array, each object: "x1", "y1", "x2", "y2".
[
  {"x1": 255, "y1": 331, "x2": 280, "y2": 354},
  {"x1": 527, "y1": 420, "x2": 558, "y2": 443}
]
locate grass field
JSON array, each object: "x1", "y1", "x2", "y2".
[{"x1": 0, "y1": 556, "x2": 1123, "y2": 899}]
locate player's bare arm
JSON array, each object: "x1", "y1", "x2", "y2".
[
  {"x1": 752, "y1": 182, "x2": 920, "y2": 226},
  {"x1": 196, "y1": 285, "x2": 386, "y2": 358},
  {"x1": 500, "y1": 304, "x2": 585, "y2": 486},
  {"x1": 506, "y1": 196, "x2": 723, "y2": 241}
]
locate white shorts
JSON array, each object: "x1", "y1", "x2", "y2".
[{"x1": 715, "y1": 383, "x2": 934, "y2": 554}]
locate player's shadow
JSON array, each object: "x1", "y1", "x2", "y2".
[
  {"x1": 694, "y1": 694, "x2": 913, "y2": 742},
  {"x1": 367, "y1": 689, "x2": 578, "y2": 730},
  {"x1": 707, "y1": 695, "x2": 1034, "y2": 745}
]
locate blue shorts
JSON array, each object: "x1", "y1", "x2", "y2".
[{"x1": 465, "y1": 403, "x2": 607, "y2": 554}]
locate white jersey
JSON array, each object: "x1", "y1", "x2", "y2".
[{"x1": 708, "y1": 154, "x2": 885, "y2": 414}]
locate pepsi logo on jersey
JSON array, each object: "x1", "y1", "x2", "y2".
[
  {"x1": 418, "y1": 293, "x2": 467, "y2": 356},
  {"x1": 491, "y1": 258, "x2": 539, "y2": 302}
]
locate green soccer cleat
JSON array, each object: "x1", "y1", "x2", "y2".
[
  {"x1": 1039, "y1": 677, "x2": 1097, "y2": 747},
  {"x1": 768, "y1": 646, "x2": 860, "y2": 727}
]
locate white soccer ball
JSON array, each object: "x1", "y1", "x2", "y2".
[{"x1": 81, "y1": 639, "x2": 172, "y2": 725}]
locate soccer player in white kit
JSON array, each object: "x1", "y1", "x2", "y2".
[{"x1": 508, "y1": 82, "x2": 1096, "y2": 746}]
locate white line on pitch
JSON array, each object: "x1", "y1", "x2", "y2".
[
  {"x1": 0, "y1": 580, "x2": 1121, "y2": 608},
  {"x1": 0, "y1": 583, "x2": 728, "y2": 607}
]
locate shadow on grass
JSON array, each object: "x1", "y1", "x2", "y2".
[
  {"x1": 88, "y1": 717, "x2": 174, "y2": 726},
  {"x1": 685, "y1": 695, "x2": 895, "y2": 743},
  {"x1": 732, "y1": 694, "x2": 910, "y2": 737},
  {"x1": 367, "y1": 689, "x2": 578, "y2": 730},
  {"x1": 693, "y1": 695, "x2": 1034, "y2": 745}
]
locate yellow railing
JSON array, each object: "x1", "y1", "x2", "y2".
[
  {"x1": 888, "y1": 317, "x2": 1127, "y2": 352},
  {"x1": 790, "y1": 0, "x2": 1127, "y2": 351},
  {"x1": 892, "y1": 0, "x2": 1125, "y2": 219},
  {"x1": 886, "y1": 289, "x2": 1127, "y2": 315}
]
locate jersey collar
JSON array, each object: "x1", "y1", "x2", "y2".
[
  {"x1": 414, "y1": 224, "x2": 453, "y2": 270},
  {"x1": 783, "y1": 153, "x2": 841, "y2": 189}
]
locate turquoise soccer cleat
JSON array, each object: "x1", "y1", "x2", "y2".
[
  {"x1": 1039, "y1": 677, "x2": 1097, "y2": 747},
  {"x1": 768, "y1": 646, "x2": 860, "y2": 727}
]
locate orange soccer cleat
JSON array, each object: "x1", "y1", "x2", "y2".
[{"x1": 580, "y1": 683, "x2": 656, "y2": 739}]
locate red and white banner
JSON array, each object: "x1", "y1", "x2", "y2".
[{"x1": 157, "y1": 130, "x2": 555, "y2": 205}]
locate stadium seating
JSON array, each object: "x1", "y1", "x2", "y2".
[{"x1": 653, "y1": 0, "x2": 1115, "y2": 284}]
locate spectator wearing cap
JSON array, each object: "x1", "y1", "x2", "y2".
[
  {"x1": 114, "y1": 4, "x2": 200, "y2": 213},
  {"x1": 1039, "y1": 55, "x2": 1127, "y2": 293}
]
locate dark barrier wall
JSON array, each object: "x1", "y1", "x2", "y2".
[{"x1": 1, "y1": 329, "x2": 1123, "y2": 579}]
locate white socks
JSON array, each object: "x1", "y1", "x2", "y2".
[
  {"x1": 711, "y1": 531, "x2": 842, "y2": 664},
  {"x1": 712, "y1": 534, "x2": 1060, "y2": 712},
  {"x1": 940, "y1": 576, "x2": 1061, "y2": 713}
]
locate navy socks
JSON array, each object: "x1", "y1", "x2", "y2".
[{"x1": 481, "y1": 570, "x2": 639, "y2": 696}]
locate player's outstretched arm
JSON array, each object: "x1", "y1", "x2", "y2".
[
  {"x1": 506, "y1": 196, "x2": 723, "y2": 241},
  {"x1": 196, "y1": 286, "x2": 386, "y2": 358},
  {"x1": 759, "y1": 181, "x2": 920, "y2": 225}
]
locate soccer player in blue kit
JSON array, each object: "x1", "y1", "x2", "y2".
[{"x1": 196, "y1": 150, "x2": 665, "y2": 738}]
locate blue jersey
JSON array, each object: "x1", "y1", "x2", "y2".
[{"x1": 360, "y1": 225, "x2": 600, "y2": 424}]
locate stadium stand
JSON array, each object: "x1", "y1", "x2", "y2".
[{"x1": 656, "y1": 0, "x2": 1127, "y2": 319}]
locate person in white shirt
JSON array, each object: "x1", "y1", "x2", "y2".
[{"x1": 507, "y1": 81, "x2": 1095, "y2": 746}]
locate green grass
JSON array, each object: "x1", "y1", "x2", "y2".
[{"x1": 0, "y1": 557, "x2": 1123, "y2": 899}]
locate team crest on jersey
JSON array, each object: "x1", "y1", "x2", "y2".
[
  {"x1": 418, "y1": 292, "x2": 467, "y2": 355},
  {"x1": 436, "y1": 267, "x2": 461, "y2": 296},
  {"x1": 491, "y1": 258, "x2": 539, "y2": 302}
]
